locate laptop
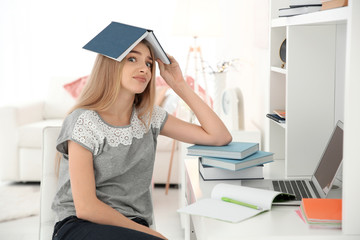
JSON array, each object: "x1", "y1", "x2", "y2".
[{"x1": 241, "y1": 120, "x2": 344, "y2": 205}]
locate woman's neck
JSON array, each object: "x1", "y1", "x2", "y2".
[{"x1": 98, "y1": 95, "x2": 134, "y2": 127}]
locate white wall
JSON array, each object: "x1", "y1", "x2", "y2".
[
  {"x1": 0, "y1": 0, "x2": 181, "y2": 104},
  {"x1": 216, "y1": 0, "x2": 269, "y2": 142},
  {"x1": 0, "y1": 0, "x2": 269, "y2": 144}
]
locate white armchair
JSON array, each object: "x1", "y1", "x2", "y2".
[{"x1": 39, "y1": 126, "x2": 61, "y2": 240}]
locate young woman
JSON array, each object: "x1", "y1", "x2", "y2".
[{"x1": 52, "y1": 40, "x2": 232, "y2": 240}]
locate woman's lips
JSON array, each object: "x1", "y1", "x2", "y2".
[{"x1": 133, "y1": 76, "x2": 147, "y2": 83}]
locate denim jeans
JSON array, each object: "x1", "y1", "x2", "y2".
[{"x1": 52, "y1": 216, "x2": 162, "y2": 240}]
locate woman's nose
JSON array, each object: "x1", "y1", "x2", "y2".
[{"x1": 139, "y1": 63, "x2": 149, "y2": 73}]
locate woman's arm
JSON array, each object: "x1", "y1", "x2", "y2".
[
  {"x1": 157, "y1": 56, "x2": 232, "y2": 146},
  {"x1": 68, "y1": 140, "x2": 167, "y2": 239}
]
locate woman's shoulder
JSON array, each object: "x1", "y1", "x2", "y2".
[
  {"x1": 132, "y1": 105, "x2": 167, "y2": 129},
  {"x1": 150, "y1": 105, "x2": 168, "y2": 128},
  {"x1": 69, "y1": 108, "x2": 98, "y2": 118},
  {"x1": 152, "y1": 105, "x2": 167, "y2": 118},
  {"x1": 58, "y1": 108, "x2": 102, "y2": 155},
  {"x1": 63, "y1": 108, "x2": 97, "y2": 126},
  {"x1": 70, "y1": 108, "x2": 94, "y2": 116}
]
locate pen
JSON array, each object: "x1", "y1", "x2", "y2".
[{"x1": 221, "y1": 197, "x2": 263, "y2": 210}]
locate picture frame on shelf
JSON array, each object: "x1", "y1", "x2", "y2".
[{"x1": 279, "y1": 39, "x2": 286, "y2": 68}]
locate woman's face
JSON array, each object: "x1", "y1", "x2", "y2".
[{"x1": 120, "y1": 42, "x2": 153, "y2": 95}]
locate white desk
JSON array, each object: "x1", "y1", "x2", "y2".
[{"x1": 182, "y1": 158, "x2": 357, "y2": 240}]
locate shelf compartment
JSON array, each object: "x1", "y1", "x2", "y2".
[
  {"x1": 270, "y1": 27, "x2": 286, "y2": 71},
  {"x1": 272, "y1": 7, "x2": 348, "y2": 27},
  {"x1": 268, "y1": 118, "x2": 286, "y2": 129},
  {"x1": 271, "y1": 66, "x2": 287, "y2": 74}
]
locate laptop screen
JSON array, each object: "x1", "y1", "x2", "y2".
[{"x1": 313, "y1": 121, "x2": 343, "y2": 196}]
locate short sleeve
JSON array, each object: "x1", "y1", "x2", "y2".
[
  {"x1": 56, "y1": 109, "x2": 102, "y2": 157},
  {"x1": 151, "y1": 106, "x2": 168, "y2": 136}
]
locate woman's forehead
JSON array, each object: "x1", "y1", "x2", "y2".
[{"x1": 132, "y1": 42, "x2": 151, "y2": 56}]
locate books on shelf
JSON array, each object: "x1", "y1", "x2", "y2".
[
  {"x1": 277, "y1": 0, "x2": 347, "y2": 18},
  {"x1": 199, "y1": 159, "x2": 264, "y2": 181},
  {"x1": 200, "y1": 151, "x2": 274, "y2": 171},
  {"x1": 178, "y1": 183, "x2": 295, "y2": 223},
  {"x1": 266, "y1": 113, "x2": 286, "y2": 123},
  {"x1": 278, "y1": 6, "x2": 322, "y2": 17},
  {"x1": 273, "y1": 109, "x2": 286, "y2": 118},
  {"x1": 321, "y1": 0, "x2": 348, "y2": 10},
  {"x1": 83, "y1": 21, "x2": 170, "y2": 64},
  {"x1": 289, "y1": 0, "x2": 322, "y2": 7},
  {"x1": 297, "y1": 198, "x2": 342, "y2": 229},
  {"x1": 187, "y1": 142, "x2": 259, "y2": 160}
]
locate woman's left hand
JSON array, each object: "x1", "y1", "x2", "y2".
[
  {"x1": 158, "y1": 54, "x2": 232, "y2": 147},
  {"x1": 157, "y1": 55, "x2": 185, "y2": 90}
]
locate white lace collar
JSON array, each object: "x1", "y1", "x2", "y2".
[{"x1": 72, "y1": 106, "x2": 165, "y2": 154}]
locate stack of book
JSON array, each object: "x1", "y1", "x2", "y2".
[
  {"x1": 266, "y1": 109, "x2": 286, "y2": 124},
  {"x1": 321, "y1": 0, "x2": 348, "y2": 10},
  {"x1": 278, "y1": 0, "x2": 322, "y2": 17},
  {"x1": 297, "y1": 198, "x2": 342, "y2": 229},
  {"x1": 187, "y1": 142, "x2": 274, "y2": 181}
]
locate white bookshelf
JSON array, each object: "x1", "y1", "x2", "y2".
[
  {"x1": 268, "y1": 1, "x2": 347, "y2": 176},
  {"x1": 267, "y1": 0, "x2": 360, "y2": 235}
]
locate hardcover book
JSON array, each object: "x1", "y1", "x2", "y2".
[
  {"x1": 273, "y1": 109, "x2": 286, "y2": 119},
  {"x1": 278, "y1": 6, "x2": 322, "y2": 17},
  {"x1": 83, "y1": 21, "x2": 170, "y2": 64},
  {"x1": 187, "y1": 142, "x2": 259, "y2": 160},
  {"x1": 321, "y1": 0, "x2": 348, "y2": 10},
  {"x1": 289, "y1": 0, "x2": 322, "y2": 7},
  {"x1": 199, "y1": 159, "x2": 264, "y2": 181},
  {"x1": 200, "y1": 151, "x2": 274, "y2": 171},
  {"x1": 266, "y1": 113, "x2": 286, "y2": 123},
  {"x1": 298, "y1": 198, "x2": 342, "y2": 228}
]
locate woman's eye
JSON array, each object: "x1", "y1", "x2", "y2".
[
  {"x1": 146, "y1": 62, "x2": 153, "y2": 68},
  {"x1": 128, "y1": 57, "x2": 136, "y2": 62}
]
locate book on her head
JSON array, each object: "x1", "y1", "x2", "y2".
[
  {"x1": 83, "y1": 21, "x2": 170, "y2": 64},
  {"x1": 187, "y1": 142, "x2": 259, "y2": 160}
]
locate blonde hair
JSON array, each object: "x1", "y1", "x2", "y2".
[
  {"x1": 70, "y1": 40, "x2": 156, "y2": 124},
  {"x1": 56, "y1": 40, "x2": 157, "y2": 175}
]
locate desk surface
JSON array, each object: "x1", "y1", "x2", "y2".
[{"x1": 184, "y1": 158, "x2": 357, "y2": 240}]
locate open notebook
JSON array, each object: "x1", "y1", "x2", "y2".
[{"x1": 177, "y1": 183, "x2": 294, "y2": 223}]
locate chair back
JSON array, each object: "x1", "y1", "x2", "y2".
[{"x1": 39, "y1": 126, "x2": 61, "y2": 240}]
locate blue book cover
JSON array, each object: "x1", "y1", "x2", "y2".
[
  {"x1": 83, "y1": 21, "x2": 170, "y2": 64},
  {"x1": 200, "y1": 151, "x2": 274, "y2": 171},
  {"x1": 187, "y1": 142, "x2": 259, "y2": 159}
]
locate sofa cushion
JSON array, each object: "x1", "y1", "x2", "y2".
[{"x1": 18, "y1": 119, "x2": 64, "y2": 148}]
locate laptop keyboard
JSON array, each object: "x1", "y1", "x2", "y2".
[{"x1": 272, "y1": 180, "x2": 320, "y2": 200}]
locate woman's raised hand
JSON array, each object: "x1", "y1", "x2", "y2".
[{"x1": 157, "y1": 55, "x2": 185, "y2": 90}]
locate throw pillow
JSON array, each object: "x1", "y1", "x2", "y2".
[{"x1": 63, "y1": 76, "x2": 88, "y2": 99}]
